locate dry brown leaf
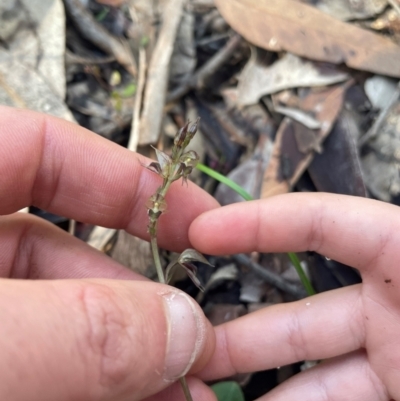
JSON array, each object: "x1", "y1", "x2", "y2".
[
  {"x1": 262, "y1": 81, "x2": 352, "y2": 198},
  {"x1": 0, "y1": 0, "x2": 74, "y2": 119},
  {"x1": 214, "y1": 0, "x2": 400, "y2": 77},
  {"x1": 238, "y1": 52, "x2": 349, "y2": 106}
]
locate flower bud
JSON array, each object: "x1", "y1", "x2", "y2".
[
  {"x1": 174, "y1": 121, "x2": 189, "y2": 147},
  {"x1": 182, "y1": 118, "x2": 200, "y2": 148},
  {"x1": 187, "y1": 117, "x2": 199, "y2": 139}
]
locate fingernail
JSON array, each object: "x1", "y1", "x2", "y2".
[{"x1": 162, "y1": 291, "x2": 206, "y2": 381}]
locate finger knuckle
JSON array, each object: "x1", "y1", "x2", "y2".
[
  {"x1": 286, "y1": 310, "x2": 308, "y2": 362},
  {"x1": 75, "y1": 283, "x2": 135, "y2": 390}
]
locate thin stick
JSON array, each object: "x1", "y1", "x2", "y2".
[
  {"x1": 128, "y1": 47, "x2": 147, "y2": 152},
  {"x1": 167, "y1": 34, "x2": 243, "y2": 103},
  {"x1": 233, "y1": 254, "x2": 307, "y2": 299},
  {"x1": 69, "y1": 219, "x2": 76, "y2": 236},
  {"x1": 150, "y1": 237, "x2": 166, "y2": 284}
]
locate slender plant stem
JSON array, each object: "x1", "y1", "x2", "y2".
[
  {"x1": 179, "y1": 377, "x2": 194, "y2": 401},
  {"x1": 151, "y1": 236, "x2": 165, "y2": 284},
  {"x1": 151, "y1": 231, "x2": 192, "y2": 401},
  {"x1": 288, "y1": 252, "x2": 315, "y2": 296}
]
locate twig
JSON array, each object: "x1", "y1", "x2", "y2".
[
  {"x1": 69, "y1": 219, "x2": 76, "y2": 236},
  {"x1": 63, "y1": 0, "x2": 137, "y2": 76},
  {"x1": 167, "y1": 34, "x2": 243, "y2": 103},
  {"x1": 233, "y1": 254, "x2": 307, "y2": 299},
  {"x1": 65, "y1": 50, "x2": 115, "y2": 65},
  {"x1": 358, "y1": 82, "x2": 400, "y2": 147},
  {"x1": 128, "y1": 47, "x2": 146, "y2": 152}
]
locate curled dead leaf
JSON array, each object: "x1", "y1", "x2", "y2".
[
  {"x1": 214, "y1": 0, "x2": 400, "y2": 77},
  {"x1": 165, "y1": 249, "x2": 213, "y2": 292}
]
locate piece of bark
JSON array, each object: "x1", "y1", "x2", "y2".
[
  {"x1": 88, "y1": 226, "x2": 117, "y2": 251},
  {"x1": 262, "y1": 81, "x2": 352, "y2": 198},
  {"x1": 214, "y1": 0, "x2": 400, "y2": 77},
  {"x1": 110, "y1": 231, "x2": 155, "y2": 277}
]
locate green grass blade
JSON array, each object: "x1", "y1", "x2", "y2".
[
  {"x1": 196, "y1": 163, "x2": 253, "y2": 201},
  {"x1": 288, "y1": 252, "x2": 315, "y2": 296},
  {"x1": 196, "y1": 163, "x2": 316, "y2": 296}
]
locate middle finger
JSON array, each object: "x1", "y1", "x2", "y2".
[{"x1": 197, "y1": 285, "x2": 365, "y2": 381}]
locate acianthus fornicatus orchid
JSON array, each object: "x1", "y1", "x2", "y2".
[{"x1": 144, "y1": 118, "x2": 212, "y2": 291}]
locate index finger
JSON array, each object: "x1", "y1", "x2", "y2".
[
  {"x1": 189, "y1": 193, "x2": 400, "y2": 272},
  {"x1": 0, "y1": 106, "x2": 218, "y2": 250}
]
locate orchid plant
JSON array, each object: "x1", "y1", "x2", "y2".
[{"x1": 144, "y1": 119, "x2": 212, "y2": 401}]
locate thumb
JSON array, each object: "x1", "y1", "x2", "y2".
[{"x1": 0, "y1": 279, "x2": 215, "y2": 401}]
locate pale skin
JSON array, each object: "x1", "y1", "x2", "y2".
[
  {"x1": 0, "y1": 106, "x2": 217, "y2": 401},
  {"x1": 1, "y1": 106, "x2": 399, "y2": 401},
  {"x1": 189, "y1": 193, "x2": 400, "y2": 401}
]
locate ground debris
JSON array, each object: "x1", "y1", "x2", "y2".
[{"x1": 2, "y1": 1, "x2": 400, "y2": 398}]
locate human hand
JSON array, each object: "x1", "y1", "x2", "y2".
[
  {"x1": 190, "y1": 193, "x2": 400, "y2": 401},
  {"x1": 0, "y1": 106, "x2": 218, "y2": 401}
]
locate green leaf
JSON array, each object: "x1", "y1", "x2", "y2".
[
  {"x1": 140, "y1": 35, "x2": 150, "y2": 48},
  {"x1": 196, "y1": 163, "x2": 253, "y2": 201},
  {"x1": 211, "y1": 381, "x2": 245, "y2": 401},
  {"x1": 95, "y1": 7, "x2": 109, "y2": 22},
  {"x1": 121, "y1": 82, "x2": 137, "y2": 98},
  {"x1": 288, "y1": 252, "x2": 316, "y2": 295}
]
